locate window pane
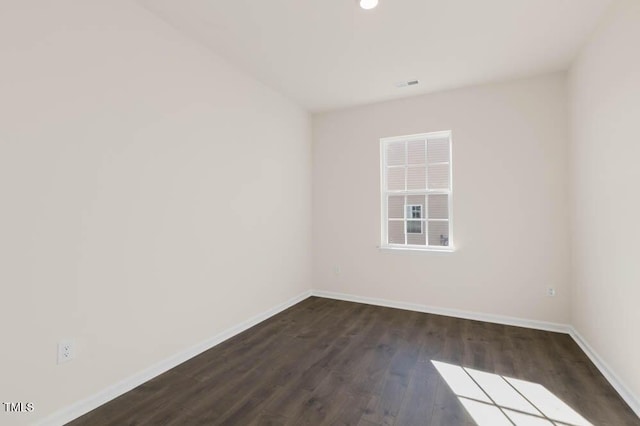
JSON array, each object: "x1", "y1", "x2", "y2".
[
  {"x1": 387, "y1": 167, "x2": 405, "y2": 190},
  {"x1": 428, "y1": 194, "x2": 448, "y2": 219},
  {"x1": 388, "y1": 196, "x2": 404, "y2": 219},
  {"x1": 407, "y1": 223, "x2": 426, "y2": 245},
  {"x1": 406, "y1": 205, "x2": 423, "y2": 220},
  {"x1": 386, "y1": 142, "x2": 405, "y2": 166},
  {"x1": 388, "y1": 221, "x2": 405, "y2": 244},
  {"x1": 428, "y1": 164, "x2": 449, "y2": 189},
  {"x1": 406, "y1": 220, "x2": 423, "y2": 234},
  {"x1": 406, "y1": 194, "x2": 426, "y2": 211},
  {"x1": 407, "y1": 166, "x2": 426, "y2": 190},
  {"x1": 428, "y1": 138, "x2": 450, "y2": 163},
  {"x1": 407, "y1": 140, "x2": 426, "y2": 165},
  {"x1": 428, "y1": 221, "x2": 449, "y2": 246}
]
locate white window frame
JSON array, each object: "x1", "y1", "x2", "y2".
[{"x1": 379, "y1": 131, "x2": 454, "y2": 252}]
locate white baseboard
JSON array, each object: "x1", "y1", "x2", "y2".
[
  {"x1": 311, "y1": 289, "x2": 570, "y2": 333},
  {"x1": 568, "y1": 327, "x2": 640, "y2": 418},
  {"x1": 36, "y1": 288, "x2": 639, "y2": 424},
  {"x1": 311, "y1": 289, "x2": 639, "y2": 419},
  {"x1": 37, "y1": 290, "x2": 312, "y2": 426}
]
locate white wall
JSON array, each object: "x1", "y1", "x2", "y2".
[
  {"x1": 0, "y1": 1, "x2": 311, "y2": 424},
  {"x1": 569, "y1": 0, "x2": 640, "y2": 407},
  {"x1": 313, "y1": 73, "x2": 570, "y2": 324}
]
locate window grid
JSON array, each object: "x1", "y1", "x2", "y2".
[{"x1": 380, "y1": 131, "x2": 453, "y2": 251}]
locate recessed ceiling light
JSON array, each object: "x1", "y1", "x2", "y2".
[{"x1": 359, "y1": 0, "x2": 379, "y2": 10}]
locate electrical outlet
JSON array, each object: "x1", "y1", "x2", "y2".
[
  {"x1": 547, "y1": 288, "x2": 556, "y2": 297},
  {"x1": 334, "y1": 265, "x2": 341, "y2": 275},
  {"x1": 57, "y1": 340, "x2": 75, "y2": 364}
]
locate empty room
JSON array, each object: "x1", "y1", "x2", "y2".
[{"x1": 1, "y1": 0, "x2": 639, "y2": 425}]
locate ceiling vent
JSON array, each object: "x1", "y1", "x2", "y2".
[{"x1": 395, "y1": 80, "x2": 420, "y2": 88}]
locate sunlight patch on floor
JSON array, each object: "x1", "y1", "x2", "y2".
[{"x1": 432, "y1": 361, "x2": 592, "y2": 426}]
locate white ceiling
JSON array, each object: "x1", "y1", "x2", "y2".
[{"x1": 140, "y1": 0, "x2": 613, "y2": 112}]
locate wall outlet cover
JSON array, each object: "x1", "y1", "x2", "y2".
[{"x1": 58, "y1": 340, "x2": 75, "y2": 364}]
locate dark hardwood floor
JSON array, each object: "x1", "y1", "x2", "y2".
[{"x1": 68, "y1": 297, "x2": 639, "y2": 425}]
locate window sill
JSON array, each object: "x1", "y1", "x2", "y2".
[{"x1": 378, "y1": 245, "x2": 455, "y2": 253}]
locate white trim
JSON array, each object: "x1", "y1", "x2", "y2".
[
  {"x1": 36, "y1": 290, "x2": 313, "y2": 426},
  {"x1": 35, "y1": 289, "x2": 640, "y2": 424},
  {"x1": 378, "y1": 245, "x2": 455, "y2": 253},
  {"x1": 385, "y1": 189, "x2": 451, "y2": 194},
  {"x1": 311, "y1": 290, "x2": 569, "y2": 333},
  {"x1": 380, "y1": 139, "x2": 387, "y2": 247},
  {"x1": 311, "y1": 289, "x2": 639, "y2": 418},
  {"x1": 568, "y1": 327, "x2": 640, "y2": 418},
  {"x1": 448, "y1": 131, "x2": 454, "y2": 247},
  {"x1": 380, "y1": 130, "x2": 452, "y2": 143}
]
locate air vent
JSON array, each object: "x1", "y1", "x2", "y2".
[{"x1": 395, "y1": 79, "x2": 420, "y2": 88}]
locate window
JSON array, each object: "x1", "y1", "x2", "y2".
[
  {"x1": 406, "y1": 205, "x2": 423, "y2": 234},
  {"x1": 380, "y1": 131, "x2": 453, "y2": 251}
]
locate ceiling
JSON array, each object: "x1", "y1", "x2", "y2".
[{"x1": 139, "y1": 0, "x2": 613, "y2": 112}]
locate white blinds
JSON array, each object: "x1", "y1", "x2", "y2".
[{"x1": 381, "y1": 132, "x2": 452, "y2": 248}]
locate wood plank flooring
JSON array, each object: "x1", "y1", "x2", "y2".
[{"x1": 68, "y1": 297, "x2": 640, "y2": 425}]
